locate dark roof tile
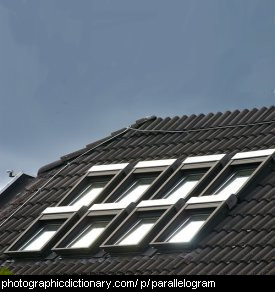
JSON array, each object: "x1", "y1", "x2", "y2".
[{"x1": 258, "y1": 261, "x2": 275, "y2": 275}]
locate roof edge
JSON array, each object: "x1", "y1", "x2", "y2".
[
  {"x1": 37, "y1": 159, "x2": 66, "y2": 176},
  {"x1": 37, "y1": 116, "x2": 157, "y2": 176},
  {"x1": 36, "y1": 106, "x2": 275, "y2": 176}
]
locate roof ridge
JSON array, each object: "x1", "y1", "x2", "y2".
[
  {"x1": 37, "y1": 106, "x2": 275, "y2": 175},
  {"x1": 141, "y1": 105, "x2": 274, "y2": 123},
  {"x1": 136, "y1": 106, "x2": 275, "y2": 130}
]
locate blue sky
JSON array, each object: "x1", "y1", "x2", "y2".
[{"x1": 0, "y1": 0, "x2": 274, "y2": 188}]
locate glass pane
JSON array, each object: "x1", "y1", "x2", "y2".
[
  {"x1": 20, "y1": 224, "x2": 60, "y2": 251},
  {"x1": 212, "y1": 168, "x2": 255, "y2": 199},
  {"x1": 69, "y1": 181, "x2": 108, "y2": 208},
  {"x1": 164, "y1": 173, "x2": 204, "y2": 200},
  {"x1": 168, "y1": 217, "x2": 207, "y2": 243},
  {"x1": 117, "y1": 218, "x2": 156, "y2": 246},
  {"x1": 67, "y1": 222, "x2": 108, "y2": 248},
  {"x1": 116, "y1": 176, "x2": 156, "y2": 204}
]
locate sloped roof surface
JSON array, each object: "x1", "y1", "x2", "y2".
[{"x1": 0, "y1": 106, "x2": 274, "y2": 275}]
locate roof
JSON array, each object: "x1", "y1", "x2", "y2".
[
  {"x1": 0, "y1": 173, "x2": 34, "y2": 212},
  {"x1": 0, "y1": 106, "x2": 275, "y2": 275}
]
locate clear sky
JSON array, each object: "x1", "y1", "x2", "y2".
[{"x1": 0, "y1": 0, "x2": 274, "y2": 188}]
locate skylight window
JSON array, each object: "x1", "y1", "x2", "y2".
[
  {"x1": 19, "y1": 224, "x2": 61, "y2": 251},
  {"x1": 115, "y1": 176, "x2": 156, "y2": 205},
  {"x1": 167, "y1": 215, "x2": 208, "y2": 243},
  {"x1": 163, "y1": 172, "x2": 204, "y2": 200},
  {"x1": 211, "y1": 168, "x2": 255, "y2": 199},
  {"x1": 9, "y1": 150, "x2": 274, "y2": 257},
  {"x1": 69, "y1": 181, "x2": 108, "y2": 208},
  {"x1": 116, "y1": 218, "x2": 156, "y2": 246},
  {"x1": 67, "y1": 221, "x2": 108, "y2": 248}
]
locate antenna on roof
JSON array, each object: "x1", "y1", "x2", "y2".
[{"x1": 6, "y1": 170, "x2": 15, "y2": 178}]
